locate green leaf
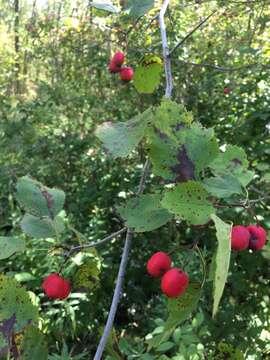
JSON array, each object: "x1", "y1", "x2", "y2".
[
  {"x1": 14, "y1": 272, "x2": 36, "y2": 282},
  {"x1": 156, "y1": 341, "x2": 175, "y2": 352},
  {"x1": 147, "y1": 101, "x2": 218, "y2": 181},
  {"x1": 126, "y1": 0, "x2": 155, "y2": 18},
  {"x1": 0, "y1": 332, "x2": 8, "y2": 357},
  {"x1": 152, "y1": 99, "x2": 193, "y2": 139},
  {"x1": 202, "y1": 175, "x2": 243, "y2": 198},
  {"x1": 16, "y1": 176, "x2": 65, "y2": 217},
  {"x1": 261, "y1": 241, "x2": 270, "y2": 260},
  {"x1": 162, "y1": 181, "x2": 215, "y2": 225},
  {"x1": 146, "y1": 100, "x2": 194, "y2": 181},
  {"x1": 0, "y1": 274, "x2": 38, "y2": 336},
  {"x1": 90, "y1": 1, "x2": 120, "y2": 13},
  {"x1": 21, "y1": 214, "x2": 64, "y2": 239},
  {"x1": 73, "y1": 256, "x2": 101, "y2": 290},
  {"x1": 96, "y1": 108, "x2": 153, "y2": 158},
  {"x1": 105, "y1": 328, "x2": 122, "y2": 360},
  {"x1": 210, "y1": 145, "x2": 254, "y2": 186},
  {"x1": 134, "y1": 56, "x2": 163, "y2": 94},
  {"x1": 147, "y1": 283, "x2": 201, "y2": 350},
  {"x1": 261, "y1": 172, "x2": 270, "y2": 183},
  {"x1": 0, "y1": 236, "x2": 25, "y2": 260},
  {"x1": 184, "y1": 124, "x2": 219, "y2": 177},
  {"x1": 20, "y1": 325, "x2": 48, "y2": 360},
  {"x1": 211, "y1": 214, "x2": 232, "y2": 317},
  {"x1": 147, "y1": 128, "x2": 195, "y2": 182},
  {"x1": 117, "y1": 193, "x2": 173, "y2": 232}
]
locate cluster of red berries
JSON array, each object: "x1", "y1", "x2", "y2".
[
  {"x1": 42, "y1": 273, "x2": 71, "y2": 300},
  {"x1": 147, "y1": 252, "x2": 189, "y2": 298},
  {"x1": 108, "y1": 51, "x2": 134, "y2": 82},
  {"x1": 231, "y1": 224, "x2": 267, "y2": 251}
]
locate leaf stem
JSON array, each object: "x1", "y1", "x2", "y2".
[{"x1": 195, "y1": 245, "x2": 206, "y2": 288}]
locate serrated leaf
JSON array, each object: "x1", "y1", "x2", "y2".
[
  {"x1": 210, "y1": 145, "x2": 253, "y2": 186},
  {"x1": 202, "y1": 175, "x2": 243, "y2": 198},
  {"x1": 147, "y1": 101, "x2": 220, "y2": 182},
  {"x1": 147, "y1": 129, "x2": 195, "y2": 183},
  {"x1": 73, "y1": 257, "x2": 101, "y2": 290},
  {"x1": 126, "y1": 0, "x2": 154, "y2": 18},
  {"x1": 0, "y1": 237, "x2": 25, "y2": 260},
  {"x1": 118, "y1": 193, "x2": 173, "y2": 232},
  {"x1": 21, "y1": 214, "x2": 64, "y2": 239},
  {"x1": 134, "y1": 61, "x2": 162, "y2": 94},
  {"x1": 20, "y1": 325, "x2": 48, "y2": 360},
  {"x1": 147, "y1": 283, "x2": 201, "y2": 350},
  {"x1": 0, "y1": 274, "x2": 38, "y2": 346},
  {"x1": 184, "y1": 124, "x2": 219, "y2": 177},
  {"x1": 153, "y1": 99, "x2": 193, "y2": 139},
  {"x1": 162, "y1": 181, "x2": 214, "y2": 225},
  {"x1": 96, "y1": 108, "x2": 153, "y2": 158},
  {"x1": 16, "y1": 176, "x2": 65, "y2": 218},
  {"x1": 211, "y1": 214, "x2": 232, "y2": 317},
  {"x1": 90, "y1": 1, "x2": 120, "y2": 13}
]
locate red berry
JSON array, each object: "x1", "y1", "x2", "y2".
[
  {"x1": 42, "y1": 273, "x2": 71, "y2": 300},
  {"x1": 161, "y1": 268, "x2": 189, "y2": 298},
  {"x1": 246, "y1": 225, "x2": 267, "y2": 250},
  {"x1": 112, "y1": 51, "x2": 125, "y2": 66},
  {"x1": 231, "y1": 225, "x2": 250, "y2": 251},
  {"x1": 108, "y1": 60, "x2": 121, "y2": 73},
  {"x1": 147, "y1": 252, "x2": 172, "y2": 277},
  {"x1": 120, "y1": 67, "x2": 133, "y2": 82},
  {"x1": 223, "y1": 87, "x2": 231, "y2": 94}
]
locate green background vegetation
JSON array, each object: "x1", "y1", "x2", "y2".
[{"x1": 0, "y1": 0, "x2": 269, "y2": 358}]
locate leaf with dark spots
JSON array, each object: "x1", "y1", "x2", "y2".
[
  {"x1": 171, "y1": 146, "x2": 195, "y2": 183},
  {"x1": 0, "y1": 315, "x2": 16, "y2": 356},
  {"x1": 231, "y1": 158, "x2": 242, "y2": 166}
]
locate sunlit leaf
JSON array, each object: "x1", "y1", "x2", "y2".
[
  {"x1": 162, "y1": 181, "x2": 214, "y2": 225},
  {"x1": 211, "y1": 214, "x2": 232, "y2": 317},
  {"x1": 0, "y1": 236, "x2": 25, "y2": 260},
  {"x1": 90, "y1": 2, "x2": 120, "y2": 13},
  {"x1": 118, "y1": 193, "x2": 173, "y2": 232},
  {"x1": 202, "y1": 175, "x2": 243, "y2": 198},
  {"x1": 96, "y1": 108, "x2": 153, "y2": 158},
  {"x1": 126, "y1": 0, "x2": 155, "y2": 18}
]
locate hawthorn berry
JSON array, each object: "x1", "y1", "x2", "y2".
[
  {"x1": 120, "y1": 67, "x2": 133, "y2": 82},
  {"x1": 112, "y1": 51, "x2": 125, "y2": 66},
  {"x1": 108, "y1": 60, "x2": 121, "y2": 73},
  {"x1": 147, "y1": 252, "x2": 172, "y2": 277},
  {"x1": 247, "y1": 225, "x2": 267, "y2": 250},
  {"x1": 231, "y1": 225, "x2": 250, "y2": 251},
  {"x1": 161, "y1": 268, "x2": 189, "y2": 298},
  {"x1": 223, "y1": 87, "x2": 231, "y2": 94},
  {"x1": 42, "y1": 273, "x2": 71, "y2": 300}
]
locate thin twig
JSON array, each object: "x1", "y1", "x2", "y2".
[
  {"x1": 65, "y1": 228, "x2": 127, "y2": 257},
  {"x1": 93, "y1": 228, "x2": 133, "y2": 360},
  {"x1": 175, "y1": 59, "x2": 269, "y2": 72},
  {"x1": 169, "y1": 10, "x2": 218, "y2": 56},
  {"x1": 93, "y1": 159, "x2": 151, "y2": 360},
  {"x1": 195, "y1": 245, "x2": 206, "y2": 288},
  {"x1": 160, "y1": 0, "x2": 173, "y2": 98}
]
